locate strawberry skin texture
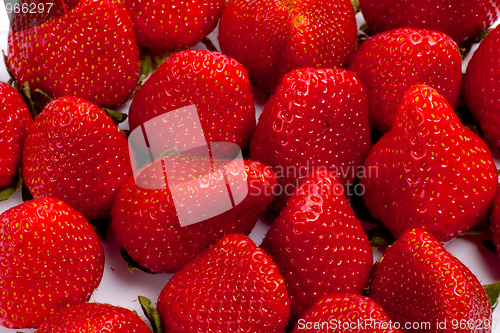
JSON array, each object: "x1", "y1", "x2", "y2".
[
  {"x1": 23, "y1": 96, "x2": 132, "y2": 220},
  {"x1": 125, "y1": 0, "x2": 224, "y2": 53},
  {"x1": 36, "y1": 303, "x2": 150, "y2": 332},
  {"x1": 7, "y1": 0, "x2": 139, "y2": 108},
  {"x1": 463, "y1": 25, "x2": 500, "y2": 149},
  {"x1": 128, "y1": 50, "x2": 255, "y2": 149},
  {"x1": 361, "y1": 85, "x2": 498, "y2": 241},
  {"x1": 490, "y1": 190, "x2": 500, "y2": 253},
  {"x1": 261, "y1": 170, "x2": 373, "y2": 321},
  {"x1": 293, "y1": 294, "x2": 402, "y2": 333},
  {"x1": 370, "y1": 229, "x2": 492, "y2": 333},
  {"x1": 0, "y1": 82, "x2": 32, "y2": 187},
  {"x1": 249, "y1": 68, "x2": 371, "y2": 205},
  {"x1": 359, "y1": 0, "x2": 500, "y2": 44},
  {"x1": 0, "y1": 198, "x2": 104, "y2": 329},
  {"x1": 156, "y1": 234, "x2": 290, "y2": 332},
  {"x1": 218, "y1": 0, "x2": 357, "y2": 92},
  {"x1": 348, "y1": 28, "x2": 462, "y2": 133},
  {"x1": 111, "y1": 159, "x2": 277, "y2": 273}
]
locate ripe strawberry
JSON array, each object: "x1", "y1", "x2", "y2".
[
  {"x1": 156, "y1": 234, "x2": 290, "y2": 332},
  {"x1": 370, "y1": 229, "x2": 492, "y2": 332},
  {"x1": 125, "y1": 0, "x2": 224, "y2": 54},
  {"x1": 218, "y1": 0, "x2": 357, "y2": 92},
  {"x1": 348, "y1": 28, "x2": 462, "y2": 133},
  {"x1": 361, "y1": 85, "x2": 498, "y2": 241},
  {"x1": 358, "y1": 0, "x2": 500, "y2": 44},
  {"x1": 0, "y1": 198, "x2": 104, "y2": 329},
  {"x1": 7, "y1": 0, "x2": 139, "y2": 108},
  {"x1": 261, "y1": 169, "x2": 373, "y2": 321},
  {"x1": 128, "y1": 50, "x2": 255, "y2": 149},
  {"x1": 463, "y1": 25, "x2": 500, "y2": 149},
  {"x1": 490, "y1": 190, "x2": 500, "y2": 253},
  {"x1": 23, "y1": 96, "x2": 132, "y2": 220},
  {"x1": 36, "y1": 303, "x2": 150, "y2": 332},
  {"x1": 111, "y1": 157, "x2": 277, "y2": 273},
  {"x1": 249, "y1": 68, "x2": 371, "y2": 206},
  {"x1": 293, "y1": 294, "x2": 402, "y2": 333},
  {"x1": 0, "y1": 82, "x2": 32, "y2": 188}
]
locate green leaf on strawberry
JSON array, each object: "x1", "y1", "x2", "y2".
[
  {"x1": 483, "y1": 282, "x2": 500, "y2": 310},
  {"x1": 0, "y1": 175, "x2": 21, "y2": 201},
  {"x1": 138, "y1": 296, "x2": 163, "y2": 333}
]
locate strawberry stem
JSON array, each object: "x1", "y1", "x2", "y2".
[
  {"x1": 21, "y1": 82, "x2": 37, "y2": 119},
  {"x1": 34, "y1": 88, "x2": 53, "y2": 101},
  {"x1": 139, "y1": 55, "x2": 152, "y2": 84},
  {"x1": 482, "y1": 282, "x2": 500, "y2": 311},
  {"x1": 138, "y1": 296, "x2": 164, "y2": 333},
  {"x1": 0, "y1": 175, "x2": 22, "y2": 201},
  {"x1": 475, "y1": 28, "x2": 493, "y2": 44},
  {"x1": 120, "y1": 247, "x2": 155, "y2": 274},
  {"x1": 101, "y1": 108, "x2": 127, "y2": 125},
  {"x1": 351, "y1": 0, "x2": 360, "y2": 13}
]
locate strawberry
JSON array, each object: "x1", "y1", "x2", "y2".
[
  {"x1": 249, "y1": 68, "x2": 371, "y2": 206},
  {"x1": 293, "y1": 294, "x2": 402, "y2": 333},
  {"x1": 490, "y1": 190, "x2": 500, "y2": 253},
  {"x1": 361, "y1": 85, "x2": 498, "y2": 241},
  {"x1": 218, "y1": 0, "x2": 357, "y2": 92},
  {"x1": 358, "y1": 0, "x2": 500, "y2": 44},
  {"x1": 111, "y1": 157, "x2": 277, "y2": 273},
  {"x1": 348, "y1": 28, "x2": 462, "y2": 133},
  {"x1": 463, "y1": 25, "x2": 500, "y2": 149},
  {"x1": 23, "y1": 96, "x2": 132, "y2": 220},
  {"x1": 36, "y1": 303, "x2": 151, "y2": 332},
  {"x1": 156, "y1": 234, "x2": 290, "y2": 332},
  {"x1": 128, "y1": 50, "x2": 256, "y2": 149},
  {"x1": 0, "y1": 82, "x2": 32, "y2": 188},
  {"x1": 0, "y1": 198, "x2": 104, "y2": 329},
  {"x1": 7, "y1": 0, "x2": 140, "y2": 108},
  {"x1": 125, "y1": 0, "x2": 224, "y2": 54},
  {"x1": 370, "y1": 228, "x2": 492, "y2": 332},
  {"x1": 261, "y1": 169, "x2": 373, "y2": 321}
]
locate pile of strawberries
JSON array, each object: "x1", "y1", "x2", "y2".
[{"x1": 1, "y1": 0, "x2": 500, "y2": 331}]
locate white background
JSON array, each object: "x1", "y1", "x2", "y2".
[{"x1": 0, "y1": 2, "x2": 500, "y2": 332}]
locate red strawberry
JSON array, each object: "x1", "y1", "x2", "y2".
[
  {"x1": 218, "y1": 0, "x2": 357, "y2": 92},
  {"x1": 23, "y1": 96, "x2": 132, "y2": 220},
  {"x1": 358, "y1": 0, "x2": 500, "y2": 44},
  {"x1": 293, "y1": 294, "x2": 402, "y2": 333},
  {"x1": 0, "y1": 82, "x2": 32, "y2": 188},
  {"x1": 156, "y1": 234, "x2": 290, "y2": 332},
  {"x1": 0, "y1": 198, "x2": 104, "y2": 329},
  {"x1": 7, "y1": 0, "x2": 139, "y2": 108},
  {"x1": 128, "y1": 50, "x2": 255, "y2": 149},
  {"x1": 361, "y1": 85, "x2": 498, "y2": 241},
  {"x1": 249, "y1": 68, "x2": 371, "y2": 206},
  {"x1": 490, "y1": 190, "x2": 500, "y2": 253},
  {"x1": 261, "y1": 169, "x2": 373, "y2": 321},
  {"x1": 463, "y1": 25, "x2": 500, "y2": 149},
  {"x1": 370, "y1": 228, "x2": 492, "y2": 332},
  {"x1": 36, "y1": 303, "x2": 150, "y2": 332},
  {"x1": 111, "y1": 156, "x2": 277, "y2": 273},
  {"x1": 348, "y1": 28, "x2": 462, "y2": 133},
  {"x1": 125, "y1": 0, "x2": 224, "y2": 54}
]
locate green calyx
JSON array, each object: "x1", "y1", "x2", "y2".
[
  {"x1": 138, "y1": 296, "x2": 164, "y2": 333},
  {"x1": 483, "y1": 281, "x2": 500, "y2": 311}
]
